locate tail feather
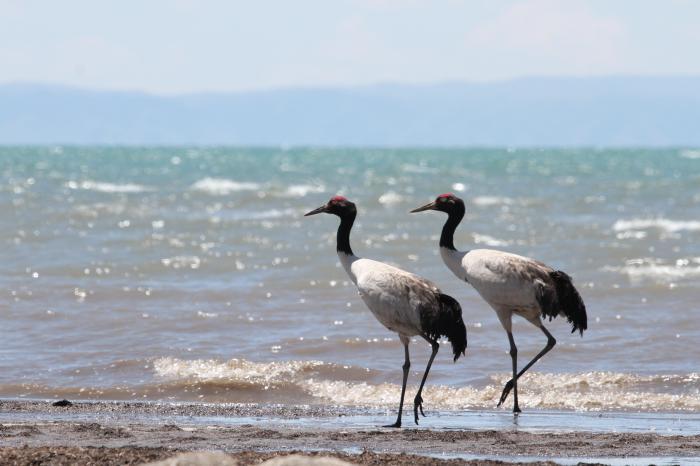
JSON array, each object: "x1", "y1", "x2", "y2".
[
  {"x1": 549, "y1": 270, "x2": 587, "y2": 336},
  {"x1": 425, "y1": 294, "x2": 467, "y2": 362}
]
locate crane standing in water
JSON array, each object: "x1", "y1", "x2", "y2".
[
  {"x1": 305, "y1": 196, "x2": 467, "y2": 427},
  {"x1": 411, "y1": 193, "x2": 587, "y2": 414}
]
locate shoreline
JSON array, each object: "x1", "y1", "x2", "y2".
[{"x1": 1, "y1": 400, "x2": 700, "y2": 465}]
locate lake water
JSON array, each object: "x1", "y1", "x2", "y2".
[{"x1": 0, "y1": 146, "x2": 698, "y2": 412}]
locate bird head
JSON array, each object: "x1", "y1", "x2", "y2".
[
  {"x1": 410, "y1": 193, "x2": 465, "y2": 215},
  {"x1": 304, "y1": 195, "x2": 357, "y2": 218}
]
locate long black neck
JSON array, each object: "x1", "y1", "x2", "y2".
[
  {"x1": 337, "y1": 211, "x2": 356, "y2": 256},
  {"x1": 440, "y1": 206, "x2": 464, "y2": 251}
]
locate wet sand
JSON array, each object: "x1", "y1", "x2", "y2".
[{"x1": 1, "y1": 400, "x2": 699, "y2": 465}]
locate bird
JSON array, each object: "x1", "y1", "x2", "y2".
[
  {"x1": 305, "y1": 195, "x2": 467, "y2": 427},
  {"x1": 411, "y1": 193, "x2": 587, "y2": 414}
]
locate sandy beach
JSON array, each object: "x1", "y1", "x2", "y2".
[{"x1": 1, "y1": 400, "x2": 699, "y2": 465}]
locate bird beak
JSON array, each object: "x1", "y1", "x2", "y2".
[
  {"x1": 410, "y1": 201, "x2": 437, "y2": 213},
  {"x1": 304, "y1": 205, "x2": 328, "y2": 216}
]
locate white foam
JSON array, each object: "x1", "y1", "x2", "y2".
[
  {"x1": 613, "y1": 218, "x2": 700, "y2": 233},
  {"x1": 240, "y1": 208, "x2": 297, "y2": 220},
  {"x1": 302, "y1": 379, "x2": 496, "y2": 409},
  {"x1": 401, "y1": 164, "x2": 438, "y2": 174},
  {"x1": 604, "y1": 257, "x2": 700, "y2": 283},
  {"x1": 615, "y1": 231, "x2": 647, "y2": 240},
  {"x1": 151, "y1": 358, "x2": 700, "y2": 412},
  {"x1": 66, "y1": 180, "x2": 151, "y2": 193},
  {"x1": 284, "y1": 184, "x2": 325, "y2": 197},
  {"x1": 303, "y1": 371, "x2": 700, "y2": 412},
  {"x1": 472, "y1": 233, "x2": 510, "y2": 247},
  {"x1": 153, "y1": 357, "x2": 323, "y2": 387},
  {"x1": 472, "y1": 196, "x2": 513, "y2": 207},
  {"x1": 190, "y1": 178, "x2": 260, "y2": 195},
  {"x1": 680, "y1": 149, "x2": 700, "y2": 159},
  {"x1": 378, "y1": 191, "x2": 404, "y2": 205}
]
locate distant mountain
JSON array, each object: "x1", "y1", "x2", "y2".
[{"x1": 1, "y1": 77, "x2": 699, "y2": 146}]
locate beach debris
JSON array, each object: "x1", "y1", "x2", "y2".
[{"x1": 52, "y1": 399, "x2": 72, "y2": 407}]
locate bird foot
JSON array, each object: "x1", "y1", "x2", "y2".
[
  {"x1": 383, "y1": 420, "x2": 402, "y2": 428},
  {"x1": 497, "y1": 379, "x2": 514, "y2": 407},
  {"x1": 413, "y1": 394, "x2": 426, "y2": 424}
]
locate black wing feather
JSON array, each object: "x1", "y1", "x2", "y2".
[{"x1": 537, "y1": 271, "x2": 587, "y2": 336}]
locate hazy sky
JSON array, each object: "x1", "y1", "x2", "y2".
[{"x1": 1, "y1": 0, "x2": 698, "y2": 94}]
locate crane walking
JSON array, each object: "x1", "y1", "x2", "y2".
[
  {"x1": 305, "y1": 195, "x2": 467, "y2": 427},
  {"x1": 411, "y1": 193, "x2": 586, "y2": 414}
]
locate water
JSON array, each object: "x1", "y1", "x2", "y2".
[{"x1": 1, "y1": 147, "x2": 699, "y2": 412}]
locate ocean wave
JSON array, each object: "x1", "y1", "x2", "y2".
[
  {"x1": 615, "y1": 230, "x2": 647, "y2": 240},
  {"x1": 472, "y1": 233, "x2": 510, "y2": 247},
  {"x1": 303, "y1": 371, "x2": 700, "y2": 412},
  {"x1": 679, "y1": 149, "x2": 700, "y2": 159},
  {"x1": 150, "y1": 358, "x2": 700, "y2": 412},
  {"x1": 284, "y1": 184, "x2": 325, "y2": 197},
  {"x1": 604, "y1": 258, "x2": 700, "y2": 283},
  {"x1": 237, "y1": 208, "x2": 297, "y2": 220},
  {"x1": 66, "y1": 180, "x2": 152, "y2": 193},
  {"x1": 190, "y1": 178, "x2": 261, "y2": 195},
  {"x1": 4, "y1": 357, "x2": 697, "y2": 412},
  {"x1": 153, "y1": 357, "x2": 324, "y2": 388},
  {"x1": 613, "y1": 218, "x2": 700, "y2": 233},
  {"x1": 378, "y1": 191, "x2": 404, "y2": 205},
  {"x1": 472, "y1": 196, "x2": 513, "y2": 207},
  {"x1": 401, "y1": 164, "x2": 438, "y2": 174}
]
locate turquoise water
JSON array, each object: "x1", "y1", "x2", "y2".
[{"x1": 0, "y1": 147, "x2": 698, "y2": 412}]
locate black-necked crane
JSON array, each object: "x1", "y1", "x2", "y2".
[
  {"x1": 411, "y1": 193, "x2": 587, "y2": 414},
  {"x1": 305, "y1": 195, "x2": 467, "y2": 427}
]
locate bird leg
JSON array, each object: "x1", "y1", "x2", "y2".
[
  {"x1": 502, "y1": 332, "x2": 521, "y2": 413},
  {"x1": 498, "y1": 325, "x2": 556, "y2": 410},
  {"x1": 413, "y1": 336, "x2": 440, "y2": 424},
  {"x1": 384, "y1": 337, "x2": 410, "y2": 428}
]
